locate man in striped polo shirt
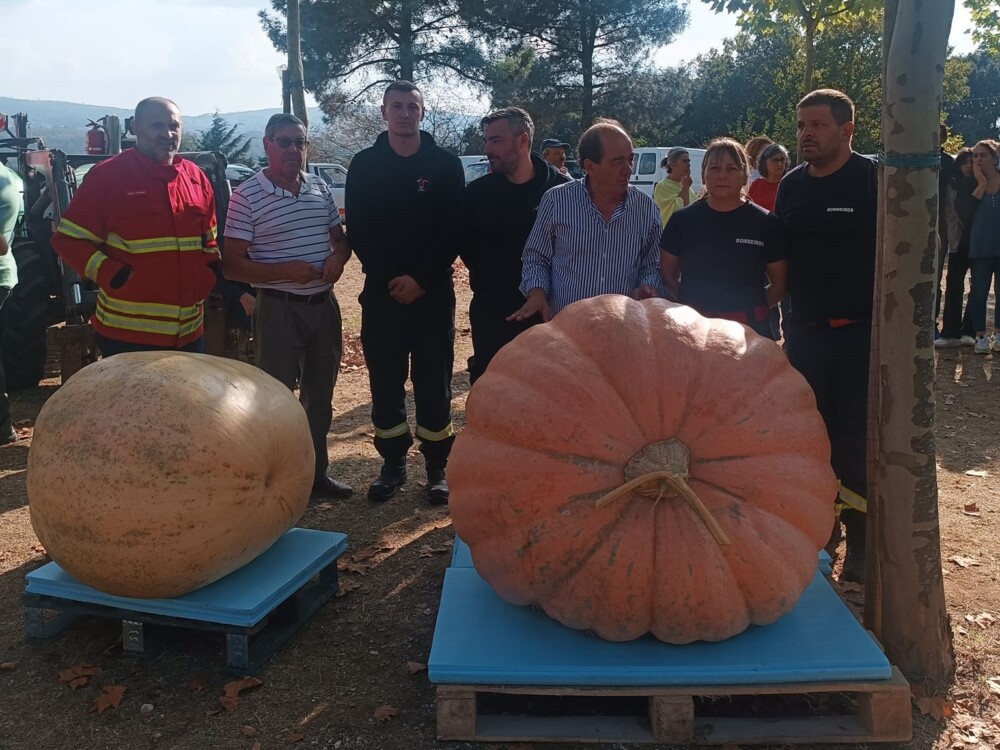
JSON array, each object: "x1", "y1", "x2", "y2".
[
  {"x1": 223, "y1": 114, "x2": 354, "y2": 499},
  {"x1": 511, "y1": 119, "x2": 661, "y2": 323}
]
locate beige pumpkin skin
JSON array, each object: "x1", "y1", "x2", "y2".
[{"x1": 27, "y1": 351, "x2": 315, "y2": 598}]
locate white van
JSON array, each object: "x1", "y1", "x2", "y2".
[
  {"x1": 307, "y1": 162, "x2": 348, "y2": 219},
  {"x1": 460, "y1": 155, "x2": 491, "y2": 184},
  {"x1": 630, "y1": 147, "x2": 706, "y2": 197}
]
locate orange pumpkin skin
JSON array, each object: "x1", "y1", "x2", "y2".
[
  {"x1": 449, "y1": 295, "x2": 836, "y2": 644},
  {"x1": 27, "y1": 352, "x2": 315, "y2": 598}
]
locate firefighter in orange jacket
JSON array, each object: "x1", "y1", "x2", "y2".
[{"x1": 52, "y1": 97, "x2": 219, "y2": 357}]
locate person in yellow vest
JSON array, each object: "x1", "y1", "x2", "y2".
[{"x1": 653, "y1": 147, "x2": 698, "y2": 228}]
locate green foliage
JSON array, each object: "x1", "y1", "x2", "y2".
[
  {"x1": 947, "y1": 49, "x2": 1000, "y2": 144},
  {"x1": 194, "y1": 113, "x2": 253, "y2": 166},
  {"x1": 461, "y1": 0, "x2": 688, "y2": 125},
  {"x1": 964, "y1": 0, "x2": 1000, "y2": 55},
  {"x1": 261, "y1": 0, "x2": 486, "y2": 106}
]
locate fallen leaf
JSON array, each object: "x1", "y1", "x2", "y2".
[
  {"x1": 351, "y1": 546, "x2": 381, "y2": 562},
  {"x1": 187, "y1": 674, "x2": 208, "y2": 693},
  {"x1": 986, "y1": 677, "x2": 1000, "y2": 696},
  {"x1": 89, "y1": 685, "x2": 126, "y2": 715},
  {"x1": 0, "y1": 663, "x2": 15, "y2": 671},
  {"x1": 406, "y1": 661, "x2": 427, "y2": 676},
  {"x1": 915, "y1": 695, "x2": 953, "y2": 721},
  {"x1": 950, "y1": 555, "x2": 982, "y2": 568},
  {"x1": 965, "y1": 612, "x2": 996, "y2": 629},
  {"x1": 374, "y1": 704, "x2": 399, "y2": 721},
  {"x1": 957, "y1": 625, "x2": 969, "y2": 635},
  {"x1": 223, "y1": 676, "x2": 263, "y2": 699},
  {"x1": 251, "y1": 743, "x2": 261, "y2": 750},
  {"x1": 241, "y1": 725, "x2": 257, "y2": 736},
  {"x1": 314, "y1": 502, "x2": 334, "y2": 511},
  {"x1": 298, "y1": 702, "x2": 328, "y2": 726},
  {"x1": 335, "y1": 580, "x2": 361, "y2": 597},
  {"x1": 337, "y1": 560, "x2": 372, "y2": 574},
  {"x1": 218, "y1": 696, "x2": 239, "y2": 713},
  {"x1": 964, "y1": 469, "x2": 989, "y2": 477},
  {"x1": 418, "y1": 544, "x2": 452, "y2": 558},
  {"x1": 285, "y1": 732, "x2": 305, "y2": 744},
  {"x1": 31, "y1": 543, "x2": 46, "y2": 555},
  {"x1": 58, "y1": 665, "x2": 102, "y2": 689},
  {"x1": 964, "y1": 502, "x2": 980, "y2": 513}
]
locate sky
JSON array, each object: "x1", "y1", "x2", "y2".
[{"x1": 0, "y1": 0, "x2": 980, "y2": 116}]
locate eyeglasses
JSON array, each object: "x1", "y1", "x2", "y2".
[{"x1": 270, "y1": 137, "x2": 309, "y2": 150}]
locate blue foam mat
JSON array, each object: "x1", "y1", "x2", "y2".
[
  {"x1": 429, "y1": 565, "x2": 890, "y2": 686},
  {"x1": 453, "y1": 537, "x2": 834, "y2": 575},
  {"x1": 25, "y1": 528, "x2": 348, "y2": 628}
]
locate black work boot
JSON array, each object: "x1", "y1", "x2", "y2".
[
  {"x1": 0, "y1": 419, "x2": 16, "y2": 446},
  {"x1": 367, "y1": 459, "x2": 407, "y2": 503},
  {"x1": 426, "y1": 464, "x2": 449, "y2": 506},
  {"x1": 840, "y1": 511, "x2": 867, "y2": 584}
]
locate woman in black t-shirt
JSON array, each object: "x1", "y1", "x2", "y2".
[{"x1": 659, "y1": 138, "x2": 788, "y2": 339}]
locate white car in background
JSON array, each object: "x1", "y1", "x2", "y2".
[
  {"x1": 307, "y1": 162, "x2": 348, "y2": 220},
  {"x1": 630, "y1": 147, "x2": 706, "y2": 196},
  {"x1": 460, "y1": 154, "x2": 490, "y2": 184}
]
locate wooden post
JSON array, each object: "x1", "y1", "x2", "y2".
[{"x1": 868, "y1": 0, "x2": 955, "y2": 682}]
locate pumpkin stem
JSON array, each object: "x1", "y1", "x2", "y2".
[{"x1": 595, "y1": 440, "x2": 732, "y2": 547}]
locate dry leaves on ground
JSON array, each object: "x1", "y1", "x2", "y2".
[
  {"x1": 298, "y1": 702, "x2": 327, "y2": 726},
  {"x1": 373, "y1": 704, "x2": 399, "y2": 721},
  {"x1": 418, "y1": 542, "x2": 453, "y2": 558},
  {"x1": 285, "y1": 732, "x2": 305, "y2": 744},
  {"x1": 405, "y1": 661, "x2": 427, "y2": 676},
  {"x1": 914, "y1": 694, "x2": 954, "y2": 721},
  {"x1": 965, "y1": 612, "x2": 996, "y2": 629},
  {"x1": 187, "y1": 674, "x2": 208, "y2": 693},
  {"x1": 58, "y1": 665, "x2": 102, "y2": 690},
  {"x1": 335, "y1": 580, "x2": 361, "y2": 597},
  {"x1": 219, "y1": 676, "x2": 263, "y2": 712},
  {"x1": 951, "y1": 555, "x2": 983, "y2": 568},
  {"x1": 987, "y1": 677, "x2": 1000, "y2": 696},
  {"x1": 240, "y1": 725, "x2": 257, "y2": 737},
  {"x1": 964, "y1": 469, "x2": 989, "y2": 477},
  {"x1": 89, "y1": 685, "x2": 126, "y2": 715},
  {"x1": 0, "y1": 662, "x2": 15, "y2": 671}
]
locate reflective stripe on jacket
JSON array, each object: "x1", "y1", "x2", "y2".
[{"x1": 52, "y1": 148, "x2": 219, "y2": 347}]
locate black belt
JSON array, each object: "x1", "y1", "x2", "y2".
[{"x1": 259, "y1": 287, "x2": 329, "y2": 305}]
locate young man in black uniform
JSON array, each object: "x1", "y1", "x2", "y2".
[
  {"x1": 774, "y1": 89, "x2": 878, "y2": 584},
  {"x1": 459, "y1": 108, "x2": 570, "y2": 383},
  {"x1": 345, "y1": 81, "x2": 465, "y2": 505}
]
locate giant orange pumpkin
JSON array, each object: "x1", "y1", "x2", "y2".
[
  {"x1": 28, "y1": 352, "x2": 315, "y2": 598},
  {"x1": 449, "y1": 295, "x2": 836, "y2": 643}
]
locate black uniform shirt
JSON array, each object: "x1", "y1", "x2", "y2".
[
  {"x1": 660, "y1": 199, "x2": 785, "y2": 315},
  {"x1": 459, "y1": 153, "x2": 570, "y2": 310},
  {"x1": 774, "y1": 153, "x2": 878, "y2": 324}
]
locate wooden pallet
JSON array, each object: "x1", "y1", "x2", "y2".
[
  {"x1": 436, "y1": 666, "x2": 912, "y2": 745},
  {"x1": 23, "y1": 528, "x2": 347, "y2": 672}
]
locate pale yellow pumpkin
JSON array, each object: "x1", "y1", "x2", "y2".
[{"x1": 27, "y1": 351, "x2": 315, "y2": 598}]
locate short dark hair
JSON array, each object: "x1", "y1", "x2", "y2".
[
  {"x1": 797, "y1": 88, "x2": 855, "y2": 126},
  {"x1": 480, "y1": 107, "x2": 534, "y2": 144},
  {"x1": 383, "y1": 80, "x2": 422, "y2": 103},
  {"x1": 578, "y1": 119, "x2": 629, "y2": 166},
  {"x1": 264, "y1": 113, "x2": 305, "y2": 140},
  {"x1": 135, "y1": 97, "x2": 179, "y2": 122}
]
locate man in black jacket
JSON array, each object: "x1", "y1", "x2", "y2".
[
  {"x1": 345, "y1": 80, "x2": 465, "y2": 505},
  {"x1": 459, "y1": 108, "x2": 571, "y2": 383}
]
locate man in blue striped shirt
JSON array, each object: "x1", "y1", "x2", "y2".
[
  {"x1": 223, "y1": 113, "x2": 354, "y2": 500},
  {"x1": 512, "y1": 120, "x2": 662, "y2": 322}
]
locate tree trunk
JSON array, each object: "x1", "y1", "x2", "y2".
[
  {"x1": 802, "y1": 19, "x2": 816, "y2": 93},
  {"x1": 287, "y1": 0, "x2": 309, "y2": 130},
  {"x1": 869, "y1": 0, "x2": 955, "y2": 683},
  {"x1": 398, "y1": 0, "x2": 416, "y2": 82}
]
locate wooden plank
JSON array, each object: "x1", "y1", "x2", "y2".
[
  {"x1": 649, "y1": 695, "x2": 693, "y2": 742},
  {"x1": 436, "y1": 689, "x2": 476, "y2": 740},
  {"x1": 858, "y1": 668, "x2": 913, "y2": 741}
]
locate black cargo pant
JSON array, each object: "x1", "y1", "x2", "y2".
[
  {"x1": 253, "y1": 290, "x2": 343, "y2": 482},
  {"x1": 784, "y1": 320, "x2": 871, "y2": 533},
  {"x1": 468, "y1": 294, "x2": 540, "y2": 385},
  {"x1": 360, "y1": 283, "x2": 455, "y2": 468}
]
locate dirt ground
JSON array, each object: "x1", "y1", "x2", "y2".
[{"x1": 0, "y1": 262, "x2": 997, "y2": 750}]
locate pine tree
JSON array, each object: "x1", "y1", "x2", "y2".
[{"x1": 194, "y1": 113, "x2": 253, "y2": 166}]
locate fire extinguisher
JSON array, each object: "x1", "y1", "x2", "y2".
[{"x1": 85, "y1": 117, "x2": 107, "y2": 155}]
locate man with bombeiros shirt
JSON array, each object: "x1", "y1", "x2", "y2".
[
  {"x1": 346, "y1": 80, "x2": 465, "y2": 506},
  {"x1": 774, "y1": 89, "x2": 878, "y2": 584},
  {"x1": 459, "y1": 107, "x2": 570, "y2": 383}
]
